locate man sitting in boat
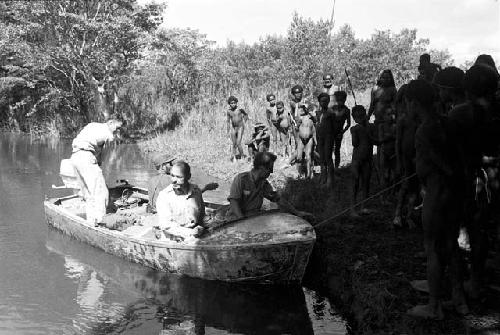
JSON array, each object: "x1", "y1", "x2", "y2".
[
  {"x1": 156, "y1": 160, "x2": 205, "y2": 238},
  {"x1": 148, "y1": 153, "x2": 219, "y2": 214},
  {"x1": 70, "y1": 118, "x2": 124, "y2": 225},
  {"x1": 226, "y1": 152, "x2": 313, "y2": 221}
]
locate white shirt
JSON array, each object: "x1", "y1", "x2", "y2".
[
  {"x1": 156, "y1": 184, "x2": 204, "y2": 229},
  {"x1": 72, "y1": 123, "x2": 115, "y2": 158}
]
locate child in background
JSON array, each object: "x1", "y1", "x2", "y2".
[
  {"x1": 332, "y1": 91, "x2": 351, "y2": 169},
  {"x1": 226, "y1": 96, "x2": 248, "y2": 161},
  {"x1": 275, "y1": 101, "x2": 292, "y2": 157},
  {"x1": 265, "y1": 93, "x2": 279, "y2": 153},
  {"x1": 350, "y1": 105, "x2": 377, "y2": 217},
  {"x1": 246, "y1": 123, "x2": 271, "y2": 159}
]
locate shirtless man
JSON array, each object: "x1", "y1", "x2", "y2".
[
  {"x1": 433, "y1": 66, "x2": 465, "y2": 115},
  {"x1": 393, "y1": 88, "x2": 420, "y2": 228},
  {"x1": 332, "y1": 91, "x2": 351, "y2": 168},
  {"x1": 226, "y1": 96, "x2": 248, "y2": 161},
  {"x1": 265, "y1": 93, "x2": 279, "y2": 153},
  {"x1": 379, "y1": 111, "x2": 397, "y2": 199},
  {"x1": 322, "y1": 73, "x2": 338, "y2": 108},
  {"x1": 316, "y1": 93, "x2": 336, "y2": 187},
  {"x1": 407, "y1": 79, "x2": 468, "y2": 320},
  {"x1": 350, "y1": 105, "x2": 378, "y2": 216},
  {"x1": 368, "y1": 70, "x2": 397, "y2": 184},
  {"x1": 418, "y1": 53, "x2": 441, "y2": 83},
  {"x1": 275, "y1": 101, "x2": 292, "y2": 157},
  {"x1": 448, "y1": 65, "x2": 500, "y2": 299}
]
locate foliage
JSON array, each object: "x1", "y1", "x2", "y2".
[
  {"x1": 0, "y1": 0, "x2": 163, "y2": 134},
  {"x1": 1, "y1": 5, "x2": 453, "y2": 135}
]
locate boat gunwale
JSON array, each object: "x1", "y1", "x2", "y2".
[{"x1": 44, "y1": 199, "x2": 316, "y2": 251}]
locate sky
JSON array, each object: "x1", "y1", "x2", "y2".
[{"x1": 149, "y1": 0, "x2": 500, "y2": 66}]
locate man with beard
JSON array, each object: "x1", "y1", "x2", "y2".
[{"x1": 156, "y1": 161, "x2": 205, "y2": 237}]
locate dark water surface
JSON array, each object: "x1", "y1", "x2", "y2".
[{"x1": 0, "y1": 133, "x2": 347, "y2": 335}]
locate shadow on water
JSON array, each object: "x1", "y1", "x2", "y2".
[{"x1": 46, "y1": 229, "x2": 347, "y2": 334}]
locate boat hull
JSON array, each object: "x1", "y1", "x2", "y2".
[{"x1": 44, "y1": 200, "x2": 315, "y2": 284}]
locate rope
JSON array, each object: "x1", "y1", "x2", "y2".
[{"x1": 313, "y1": 172, "x2": 418, "y2": 229}]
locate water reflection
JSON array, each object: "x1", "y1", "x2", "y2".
[{"x1": 46, "y1": 229, "x2": 326, "y2": 334}]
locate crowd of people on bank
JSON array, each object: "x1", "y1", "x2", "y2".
[{"x1": 65, "y1": 52, "x2": 500, "y2": 320}]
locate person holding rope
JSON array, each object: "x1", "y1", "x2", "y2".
[{"x1": 226, "y1": 152, "x2": 313, "y2": 221}]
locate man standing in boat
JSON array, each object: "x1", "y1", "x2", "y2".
[
  {"x1": 70, "y1": 118, "x2": 124, "y2": 225},
  {"x1": 226, "y1": 152, "x2": 313, "y2": 221}
]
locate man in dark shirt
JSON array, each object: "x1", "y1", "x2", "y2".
[{"x1": 226, "y1": 152, "x2": 313, "y2": 221}]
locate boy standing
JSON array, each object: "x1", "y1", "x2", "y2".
[
  {"x1": 227, "y1": 96, "x2": 248, "y2": 161},
  {"x1": 265, "y1": 93, "x2": 279, "y2": 153},
  {"x1": 316, "y1": 93, "x2": 336, "y2": 187},
  {"x1": 332, "y1": 91, "x2": 351, "y2": 168},
  {"x1": 275, "y1": 101, "x2": 292, "y2": 157},
  {"x1": 350, "y1": 105, "x2": 377, "y2": 216}
]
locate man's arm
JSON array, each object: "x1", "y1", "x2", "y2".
[
  {"x1": 226, "y1": 111, "x2": 231, "y2": 134},
  {"x1": 263, "y1": 184, "x2": 314, "y2": 220},
  {"x1": 343, "y1": 109, "x2": 351, "y2": 134},
  {"x1": 351, "y1": 126, "x2": 359, "y2": 148},
  {"x1": 395, "y1": 120, "x2": 404, "y2": 173},
  {"x1": 228, "y1": 199, "x2": 244, "y2": 220},
  {"x1": 367, "y1": 88, "x2": 376, "y2": 119}
]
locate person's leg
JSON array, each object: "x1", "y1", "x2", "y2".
[
  {"x1": 408, "y1": 177, "x2": 445, "y2": 319},
  {"x1": 393, "y1": 179, "x2": 408, "y2": 227},
  {"x1": 230, "y1": 128, "x2": 238, "y2": 159},
  {"x1": 296, "y1": 137, "x2": 305, "y2": 177},
  {"x1": 334, "y1": 134, "x2": 343, "y2": 168},
  {"x1": 326, "y1": 135, "x2": 335, "y2": 189},
  {"x1": 360, "y1": 159, "x2": 372, "y2": 213},
  {"x1": 236, "y1": 126, "x2": 245, "y2": 158},
  {"x1": 71, "y1": 151, "x2": 108, "y2": 224},
  {"x1": 304, "y1": 137, "x2": 314, "y2": 179},
  {"x1": 351, "y1": 161, "x2": 361, "y2": 217},
  {"x1": 270, "y1": 124, "x2": 278, "y2": 153},
  {"x1": 317, "y1": 136, "x2": 327, "y2": 184}
]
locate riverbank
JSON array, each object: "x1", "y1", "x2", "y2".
[{"x1": 141, "y1": 134, "x2": 500, "y2": 334}]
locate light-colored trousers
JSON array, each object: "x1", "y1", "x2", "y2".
[{"x1": 70, "y1": 150, "x2": 108, "y2": 223}]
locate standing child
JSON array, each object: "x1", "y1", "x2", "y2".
[
  {"x1": 350, "y1": 105, "x2": 377, "y2": 217},
  {"x1": 332, "y1": 91, "x2": 351, "y2": 169},
  {"x1": 275, "y1": 101, "x2": 292, "y2": 157},
  {"x1": 290, "y1": 105, "x2": 316, "y2": 179},
  {"x1": 316, "y1": 93, "x2": 336, "y2": 187},
  {"x1": 265, "y1": 93, "x2": 279, "y2": 153},
  {"x1": 226, "y1": 96, "x2": 248, "y2": 161}
]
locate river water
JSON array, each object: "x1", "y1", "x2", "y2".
[{"x1": 0, "y1": 133, "x2": 347, "y2": 335}]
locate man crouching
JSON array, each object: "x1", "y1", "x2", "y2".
[
  {"x1": 156, "y1": 160, "x2": 205, "y2": 238},
  {"x1": 226, "y1": 152, "x2": 313, "y2": 221}
]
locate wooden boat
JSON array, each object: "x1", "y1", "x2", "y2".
[{"x1": 44, "y1": 184, "x2": 316, "y2": 284}]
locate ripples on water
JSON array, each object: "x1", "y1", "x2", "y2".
[{"x1": 0, "y1": 133, "x2": 347, "y2": 335}]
